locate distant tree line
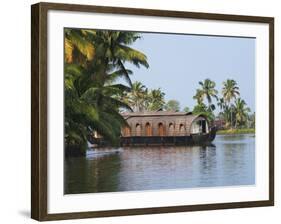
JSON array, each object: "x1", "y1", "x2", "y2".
[
  {"x1": 121, "y1": 78, "x2": 254, "y2": 130},
  {"x1": 192, "y1": 78, "x2": 255, "y2": 129},
  {"x1": 119, "y1": 81, "x2": 190, "y2": 113}
]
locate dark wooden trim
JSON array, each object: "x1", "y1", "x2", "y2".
[
  {"x1": 31, "y1": 3, "x2": 48, "y2": 221},
  {"x1": 31, "y1": 3, "x2": 40, "y2": 220},
  {"x1": 36, "y1": 2, "x2": 273, "y2": 23},
  {"x1": 269, "y1": 19, "x2": 275, "y2": 203},
  {"x1": 31, "y1": 2, "x2": 274, "y2": 221},
  {"x1": 43, "y1": 200, "x2": 273, "y2": 221}
]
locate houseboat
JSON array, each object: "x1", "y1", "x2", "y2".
[
  {"x1": 121, "y1": 111, "x2": 216, "y2": 146},
  {"x1": 91, "y1": 111, "x2": 216, "y2": 147}
]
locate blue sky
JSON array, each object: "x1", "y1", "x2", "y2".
[{"x1": 125, "y1": 32, "x2": 255, "y2": 114}]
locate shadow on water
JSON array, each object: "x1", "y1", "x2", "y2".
[{"x1": 64, "y1": 134, "x2": 255, "y2": 194}]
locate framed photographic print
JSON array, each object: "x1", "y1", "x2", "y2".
[{"x1": 31, "y1": 2, "x2": 274, "y2": 221}]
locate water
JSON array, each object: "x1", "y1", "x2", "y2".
[{"x1": 64, "y1": 134, "x2": 255, "y2": 194}]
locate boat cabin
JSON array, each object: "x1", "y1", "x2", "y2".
[{"x1": 121, "y1": 111, "x2": 209, "y2": 137}]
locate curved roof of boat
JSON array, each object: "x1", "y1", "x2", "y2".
[
  {"x1": 122, "y1": 111, "x2": 207, "y2": 121},
  {"x1": 121, "y1": 111, "x2": 191, "y2": 118}
]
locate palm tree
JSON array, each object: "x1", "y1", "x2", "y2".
[
  {"x1": 222, "y1": 79, "x2": 240, "y2": 103},
  {"x1": 147, "y1": 88, "x2": 165, "y2": 111},
  {"x1": 126, "y1": 81, "x2": 147, "y2": 112},
  {"x1": 222, "y1": 79, "x2": 240, "y2": 128},
  {"x1": 217, "y1": 98, "x2": 226, "y2": 111},
  {"x1": 217, "y1": 97, "x2": 227, "y2": 128},
  {"x1": 193, "y1": 89, "x2": 204, "y2": 105},
  {"x1": 92, "y1": 31, "x2": 149, "y2": 87},
  {"x1": 183, "y1": 106, "x2": 190, "y2": 113},
  {"x1": 192, "y1": 103, "x2": 215, "y2": 122},
  {"x1": 64, "y1": 64, "x2": 132, "y2": 149},
  {"x1": 196, "y1": 79, "x2": 218, "y2": 111},
  {"x1": 164, "y1": 100, "x2": 180, "y2": 112},
  {"x1": 64, "y1": 29, "x2": 149, "y2": 153},
  {"x1": 64, "y1": 29, "x2": 96, "y2": 65},
  {"x1": 234, "y1": 98, "x2": 250, "y2": 128}
]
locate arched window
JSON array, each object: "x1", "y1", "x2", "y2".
[
  {"x1": 158, "y1": 123, "x2": 165, "y2": 136},
  {"x1": 145, "y1": 122, "x2": 152, "y2": 136},
  {"x1": 135, "y1": 123, "x2": 141, "y2": 136},
  {"x1": 123, "y1": 126, "x2": 131, "y2": 137},
  {"x1": 168, "y1": 123, "x2": 174, "y2": 136},
  {"x1": 179, "y1": 124, "x2": 185, "y2": 136}
]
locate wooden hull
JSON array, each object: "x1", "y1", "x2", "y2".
[{"x1": 90, "y1": 127, "x2": 217, "y2": 147}]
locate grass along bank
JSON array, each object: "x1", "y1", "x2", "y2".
[{"x1": 217, "y1": 128, "x2": 255, "y2": 135}]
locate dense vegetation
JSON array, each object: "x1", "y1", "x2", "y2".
[
  {"x1": 64, "y1": 29, "x2": 255, "y2": 155},
  {"x1": 120, "y1": 81, "x2": 189, "y2": 112},
  {"x1": 217, "y1": 128, "x2": 255, "y2": 135},
  {"x1": 64, "y1": 29, "x2": 149, "y2": 154},
  {"x1": 127, "y1": 78, "x2": 255, "y2": 131},
  {"x1": 192, "y1": 78, "x2": 255, "y2": 130}
]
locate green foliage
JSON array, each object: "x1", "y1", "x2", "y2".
[
  {"x1": 248, "y1": 112, "x2": 255, "y2": 129},
  {"x1": 125, "y1": 81, "x2": 147, "y2": 112},
  {"x1": 222, "y1": 79, "x2": 240, "y2": 104},
  {"x1": 192, "y1": 78, "x2": 253, "y2": 128},
  {"x1": 192, "y1": 103, "x2": 215, "y2": 122},
  {"x1": 193, "y1": 79, "x2": 218, "y2": 111},
  {"x1": 183, "y1": 106, "x2": 190, "y2": 113},
  {"x1": 147, "y1": 88, "x2": 166, "y2": 111},
  {"x1": 122, "y1": 81, "x2": 166, "y2": 112},
  {"x1": 64, "y1": 29, "x2": 149, "y2": 151},
  {"x1": 217, "y1": 128, "x2": 255, "y2": 135},
  {"x1": 164, "y1": 100, "x2": 180, "y2": 112},
  {"x1": 234, "y1": 98, "x2": 251, "y2": 128}
]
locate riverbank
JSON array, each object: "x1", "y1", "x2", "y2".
[{"x1": 217, "y1": 128, "x2": 255, "y2": 135}]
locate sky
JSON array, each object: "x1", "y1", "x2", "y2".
[{"x1": 125, "y1": 32, "x2": 255, "y2": 114}]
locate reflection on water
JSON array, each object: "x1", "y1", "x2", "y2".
[{"x1": 64, "y1": 134, "x2": 255, "y2": 194}]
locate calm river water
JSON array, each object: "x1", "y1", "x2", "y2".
[{"x1": 64, "y1": 134, "x2": 255, "y2": 194}]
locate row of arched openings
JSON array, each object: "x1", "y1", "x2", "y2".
[{"x1": 123, "y1": 122, "x2": 186, "y2": 137}]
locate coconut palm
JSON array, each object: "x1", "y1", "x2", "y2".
[
  {"x1": 234, "y1": 98, "x2": 251, "y2": 128},
  {"x1": 92, "y1": 31, "x2": 149, "y2": 87},
  {"x1": 64, "y1": 29, "x2": 149, "y2": 153},
  {"x1": 192, "y1": 103, "x2": 215, "y2": 122},
  {"x1": 183, "y1": 106, "x2": 190, "y2": 113},
  {"x1": 195, "y1": 79, "x2": 218, "y2": 111},
  {"x1": 64, "y1": 64, "x2": 132, "y2": 150},
  {"x1": 164, "y1": 100, "x2": 180, "y2": 112},
  {"x1": 147, "y1": 88, "x2": 166, "y2": 111},
  {"x1": 64, "y1": 29, "x2": 96, "y2": 65},
  {"x1": 126, "y1": 81, "x2": 147, "y2": 112},
  {"x1": 222, "y1": 79, "x2": 240, "y2": 103},
  {"x1": 193, "y1": 89, "x2": 204, "y2": 105},
  {"x1": 217, "y1": 97, "x2": 226, "y2": 111},
  {"x1": 222, "y1": 79, "x2": 240, "y2": 128}
]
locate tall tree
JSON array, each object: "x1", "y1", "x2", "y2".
[
  {"x1": 147, "y1": 88, "x2": 166, "y2": 111},
  {"x1": 164, "y1": 100, "x2": 180, "y2": 112},
  {"x1": 183, "y1": 106, "x2": 190, "y2": 113},
  {"x1": 64, "y1": 29, "x2": 96, "y2": 65},
  {"x1": 126, "y1": 81, "x2": 147, "y2": 112},
  {"x1": 195, "y1": 79, "x2": 218, "y2": 111},
  {"x1": 222, "y1": 79, "x2": 240, "y2": 128},
  {"x1": 234, "y1": 98, "x2": 250, "y2": 128},
  {"x1": 192, "y1": 103, "x2": 215, "y2": 122},
  {"x1": 222, "y1": 79, "x2": 240, "y2": 104},
  {"x1": 64, "y1": 29, "x2": 149, "y2": 153},
  {"x1": 193, "y1": 89, "x2": 204, "y2": 105},
  {"x1": 217, "y1": 97, "x2": 226, "y2": 111}
]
